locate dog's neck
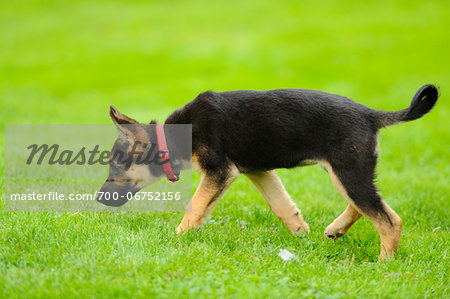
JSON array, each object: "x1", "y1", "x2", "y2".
[
  {"x1": 144, "y1": 123, "x2": 191, "y2": 180},
  {"x1": 161, "y1": 123, "x2": 191, "y2": 167}
]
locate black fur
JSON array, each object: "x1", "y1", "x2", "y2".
[
  {"x1": 100, "y1": 85, "x2": 439, "y2": 220},
  {"x1": 166, "y1": 85, "x2": 439, "y2": 216},
  {"x1": 98, "y1": 85, "x2": 439, "y2": 258},
  {"x1": 373, "y1": 84, "x2": 439, "y2": 127}
]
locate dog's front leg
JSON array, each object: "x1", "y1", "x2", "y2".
[
  {"x1": 246, "y1": 170, "x2": 310, "y2": 234},
  {"x1": 176, "y1": 166, "x2": 238, "y2": 233}
]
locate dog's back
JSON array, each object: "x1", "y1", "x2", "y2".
[{"x1": 168, "y1": 88, "x2": 384, "y2": 172}]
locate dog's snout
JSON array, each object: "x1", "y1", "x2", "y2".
[{"x1": 97, "y1": 182, "x2": 134, "y2": 207}]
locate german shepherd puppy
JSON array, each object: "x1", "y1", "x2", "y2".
[{"x1": 99, "y1": 84, "x2": 439, "y2": 260}]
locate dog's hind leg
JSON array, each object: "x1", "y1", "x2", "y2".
[
  {"x1": 246, "y1": 170, "x2": 310, "y2": 234},
  {"x1": 324, "y1": 204, "x2": 361, "y2": 239},
  {"x1": 321, "y1": 161, "x2": 402, "y2": 260},
  {"x1": 176, "y1": 164, "x2": 239, "y2": 234}
]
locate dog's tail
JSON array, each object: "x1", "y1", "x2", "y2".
[{"x1": 374, "y1": 84, "x2": 439, "y2": 128}]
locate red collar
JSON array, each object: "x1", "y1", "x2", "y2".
[{"x1": 155, "y1": 124, "x2": 179, "y2": 182}]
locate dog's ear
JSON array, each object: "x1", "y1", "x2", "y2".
[
  {"x1": 110, "y1": 105, "x2": 139, "y2": 125},
  {"x1": 110, "y1": 105, "x2": 139, "y2": 143},
  {"x1": 149, "y1": 120, "x2": 157, "y2": 124}
]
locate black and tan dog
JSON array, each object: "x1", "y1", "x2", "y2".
[{"x1": 99, "y1": 84, "x2": 439, "y2": 260}]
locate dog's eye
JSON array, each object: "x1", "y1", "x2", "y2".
[{"x1": 110, "y1": 160, "x2": 126, "y2": 170}]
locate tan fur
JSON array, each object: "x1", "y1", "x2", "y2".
[
  {"x1": 375, "y1": 202, "x2": 403, "y2": 260},
  {"x1": 374, "y1": 133, "x2": 380, "y2": 156},
  {"x1": 245, "y1": 170, "x2": 310, "y2": 234},
  {"x1": 176, "y1": 164, "x2": 239, "y2": 233},
  {"x1": 125, "y1": 163, "x2": 159, "y2": 188},
  {"x1": 319, "y1": 161, "x2": 402, "y2": 260},
  {"x1": 324, "y1": 204, "x2": 361, "y2": 238},
  {"x1": 110, "y1": 105, "x2": 139, "y2": 125},
  {"x1": 191, "y1": 153, "x2": 203, "y2": 173}
]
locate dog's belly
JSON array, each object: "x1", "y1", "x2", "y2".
[
  {"x1": 233, "y1": 156, "x2": 320, "y2": 173},
  {"x1": 298, "y1": 159, "x2": 318, "y2": 166}
]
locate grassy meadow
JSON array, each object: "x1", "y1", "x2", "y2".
[{"x1": 0, "y1": 0, "x2": 449, "y2": 297}]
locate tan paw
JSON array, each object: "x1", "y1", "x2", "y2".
[
  {"x1": 324, "y1": 224, "x2": 347, "y2": 239},
  {"x1": 291, "y1": 221, "x2": 310, "y2": 235}
]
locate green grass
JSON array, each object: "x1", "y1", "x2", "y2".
[{"x1": 0, "y1": 0, "x2": 449, "y2": 297}]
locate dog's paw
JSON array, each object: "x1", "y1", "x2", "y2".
[
  {"x1": 324, "y1": 225, "x2": 345, "y2": 239},
  {"x1": 176, "y1": 224, "x2": 191, "y2": 234},
  {"x1": 324, "y1": 231, "x2": 343, "y2": 239},
  {"x1": 176, "y1": 225, "x2": 184, "y2": 234},
  {"x1": 292, "y1": 222, "x2": 310, "y2": 235},
  {"x1": 176, "y1": 221, "x2": 201, "y2": 234}
]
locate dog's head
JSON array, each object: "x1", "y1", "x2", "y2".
[{"x1": 97, "y1": 106, "x2": 160, "y2": 207}]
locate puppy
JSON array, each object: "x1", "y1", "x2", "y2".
[{"x1": 99, "y1": 84, "x2": 439, "y2": 260}]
